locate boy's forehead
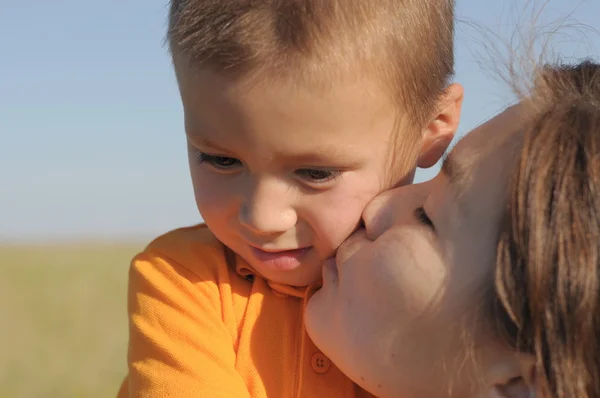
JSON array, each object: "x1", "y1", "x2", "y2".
[
  {"x1": 176, "y1": 63, "x2": 425, "y2": 179},
  {"x1": 179, "y1": 69, "x2": 420, "y2": 172},
  {"x1": 178, "y1": 65, "x2": 400, "y2": 132},
  {"x1": 176, "y1": 59, "x2": 388, "y2": 99}
]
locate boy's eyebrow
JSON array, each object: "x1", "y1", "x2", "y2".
[
  {"x1": 190, "y1": 136, "x2": 231, "y2": 154},
  {"x1": 189, "y1": 133, "x2": 361, "y2": 167},
  {"x1": 440, "y1": 150, "x2": 469, "y2": 213}
]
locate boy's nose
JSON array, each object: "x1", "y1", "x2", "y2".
[{"x1": 238, "y1": 180, "x2": 297, "y2": 236}]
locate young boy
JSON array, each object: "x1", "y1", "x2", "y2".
[{"x1": 118, "y1": 1, "x2": 463, "y2": 397}]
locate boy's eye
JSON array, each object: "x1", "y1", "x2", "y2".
[
  {"x1": 197, "y1": 152, "x2": 242, "y2": 170},
  {"x1": 414, "y1": 207, "x2": 434, "y2": 229},
  {"x1": 295, "y1": 168, "x2": 340, "y2": 183}
]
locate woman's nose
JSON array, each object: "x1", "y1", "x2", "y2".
[{"x1": 361, "y1": 183, "x2": 428, "y2": 239}]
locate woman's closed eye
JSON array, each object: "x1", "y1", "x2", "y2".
[
  {"x1": 197, "y1": 152, "x2": 242, "y2": 170},
  {"x1": 414, "y1": 207, "x2": 434, "y2": 230},
  {"x1": 495, "y1": 377, "x2": 533, "y2": 398}
]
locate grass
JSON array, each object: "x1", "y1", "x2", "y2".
[{"x1": 0, "y1": 243, "x2": 143, "y2": 398}]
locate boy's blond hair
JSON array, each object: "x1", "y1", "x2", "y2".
[{"x1": 167, "y1": 0, "x2": 455, "y2": 129}]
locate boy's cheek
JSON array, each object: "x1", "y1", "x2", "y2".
[
  {"x1": 308, "y1": 191, "x2": 376, "y2": 253},
  {"x1": 191, "y1": 178, "x2": 234, "y2": 221}
]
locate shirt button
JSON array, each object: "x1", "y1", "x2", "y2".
[{"x1": 311, "y1": 352, "x2": 331, "y2": 374}]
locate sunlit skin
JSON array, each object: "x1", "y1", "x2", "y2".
[
  {"x1": 306, "y1": 105, "x2": 536, "y2": 398},
  {"x1": 175, "y1": 60, "x2": 463, "y2": 287}
]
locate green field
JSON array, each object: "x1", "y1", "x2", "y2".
[{"x1": 0, "y1": 243, "x2": 142, "y2": 398}]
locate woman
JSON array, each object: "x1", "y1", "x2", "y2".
[{"x1": 305, "y1": 60, "x2": 600, "y2": 398}]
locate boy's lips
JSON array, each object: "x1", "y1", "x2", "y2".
[{"x1": 250, "y1": 246, "x2": 312, "y2": 272}]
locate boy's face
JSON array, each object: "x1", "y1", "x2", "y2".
[{"x1": 177, "y1": 65, "x2": 420, "y2": 286}]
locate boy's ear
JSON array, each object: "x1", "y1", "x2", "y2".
[{"x1": 417, "y1": 83, "x2": 464, "y2": 168}]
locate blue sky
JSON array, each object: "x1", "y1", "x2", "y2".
[{"x1": 2, "y1": 0, "x2": 599, "y2": 242}]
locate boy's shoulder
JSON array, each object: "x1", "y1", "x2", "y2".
[
  {"x1": 136, "y1": 223, "x2": 231, "y2": 280},
  {"x1": 145, "y1": 223, "x2": 220, "y2": 252}
]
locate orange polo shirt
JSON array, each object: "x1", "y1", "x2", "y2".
[{"x1": 117, "y1": 224, "x2": 373, "y2": 398}]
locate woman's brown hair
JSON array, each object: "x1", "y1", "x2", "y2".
[{"x1": 494, "y1": 59, "x2": 600, "y2": 398}]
